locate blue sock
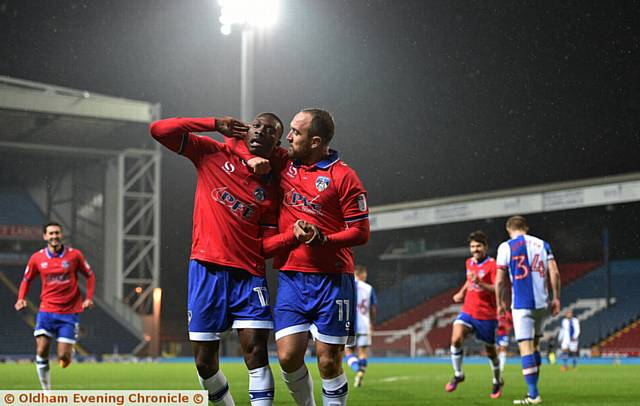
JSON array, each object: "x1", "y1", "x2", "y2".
[
  {"x1": 521, "y1": 354, "x2": 539, "y2": 398},
  {"x1": 358, "y1": 358, "x2": 368, "y2": 372},
  {"x1": 572, "y1": 354, "x2": 577, "y2": 368},
  {"x1": 346, "y1": 354, "x2": 360, "y2": 373}
]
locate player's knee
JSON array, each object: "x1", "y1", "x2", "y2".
[
  {"x1": 317, "y1": 352, "x2": 341, "y2": 378},
  {"x1": 242, "y1": 341, "x2": 268, "y2": 370},
  {"x1": 194, "y1": 356, "x2": 219, "y2": 379}
]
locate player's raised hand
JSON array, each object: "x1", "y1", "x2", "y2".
[
  {"x1": 14, "y1": 299, "x2": 27, "y2": 311},
  {"x1": 247, "y1": 157, "x2": 272, "y2": 175},
  {"x1": 215, "y1": 116, "x2": 249, "y2": 138},
  {"x1": 82, "y1": 299, "x2": 94, "y2": 310}
]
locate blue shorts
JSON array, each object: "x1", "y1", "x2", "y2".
[
  {"x1": 34, "y1": 311, "x2": 79, "y2": 344},
  {"x1": 454, "y1": 312, "x2": 497, "y2": 345},
  {"x1": 188, "y1": 259, "x2": 273, "y2": 341},
  {"x1": 496, "y1": 334, "x2": 510, "y2": 347},
  {"x1": 274, "y1": 271, "x2": 355, "y2": 345}
]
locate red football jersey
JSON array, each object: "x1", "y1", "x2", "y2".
[
  {"x1": 497, "y1": 310, "x2": 513, "y2": 336},
  {"x1": 461, "y1": 256, "x2": 498, "y2": 320},
  {"x1": 18, "y1": 246, "x2": 95, "y2": 314},
  {"x1": 150, "y1": 117, "x2": 280, "y2": 275},
  {"x1": 270, "y1": 148, "x2": 369, "y2": 274}
]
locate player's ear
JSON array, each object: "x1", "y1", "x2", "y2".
[{"x1": 311, "y1": 135, "x2": 323, "y2": 149}]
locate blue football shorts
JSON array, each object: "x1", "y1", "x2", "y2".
[
  {"x1": 274, "y1": 271, "x2": 356, "y2": 345},
  {"x1": 34, "y1": 311, "x2": 79, "y2": 344},
  {"x1": 187, "y1": 259, "x2": 273, "y2": 341},
  {"x1": 454, "y1": 311, "x2": 498, "y2": 345}
]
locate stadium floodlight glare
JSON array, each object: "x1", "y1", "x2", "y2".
[{"x1": 218, "y1": 0, "x2": 279, "y2": 35}]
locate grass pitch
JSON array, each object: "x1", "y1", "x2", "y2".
[{"x1": 0, "y1": 361, "x2": 637, "y2": 405}]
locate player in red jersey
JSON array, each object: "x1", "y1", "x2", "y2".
[
  {"x1": 445, "y1": 230, "x2": 502, "y2": 399},
  {"x1": 496, "y1": 309, "x2": 513, "y2": 375},
  {"x1": 225, "y1": 108, "x2": 370, "y2": 406},
  {"x1": 150, "y1": 113, "x2": 308, "y2": 406},
  {"x1": 14, "y1": 222, "x2": 95, "y2": 390}
]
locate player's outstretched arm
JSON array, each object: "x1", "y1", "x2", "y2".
[
  {"x1": 548, "y1": 259, "x2": 561, "y2": 315},
  {"x1": 303, "y1": 220, "x2": 370, "y2": 249},
  {"x1": 16, "y1": 258, "x2": 37, "y2": 311},
  {"x1": 452, "y1": 281, "x2": 468, "y2": 303}
]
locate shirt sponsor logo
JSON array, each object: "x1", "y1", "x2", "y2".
[
  {"x1": 211, "y1": 187, "x2": 256, "y2": 219},
  {"x1": 286, "y1": 164, "x2": 298, "y2": 178},
  {"x1": 254, "y1": 187, "x2": 266, "y2": 202},
  {"x1": 46, "y1": 273, "x2": 70, "y2": 284},
  {"x1": 357, "y1": 194, "x2": 367, "y2": 211},
  {"x1": 222, "y1": 161, "x2": 235, "y2": 174},
  {"x1": 315, "y1": 176, "x2": 330, "y2": 192},
  {"x1": 285, "y1": 189, "x2": 322, "y2": 215}
]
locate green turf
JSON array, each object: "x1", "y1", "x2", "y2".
[{"x1": 0, "y1": 362, "x2": 637, "y2": 405}]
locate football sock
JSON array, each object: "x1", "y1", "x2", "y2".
[
  {"x1": 321, "y1": 373, "x2": 348, "y2": 406},
  {"x1": 498, "y1": 351, "x2": 507, "y2": 373},
  {"x1": 35, "y1": 355, "x2": 51, "y2": 391},
  {"x1": 358, "y1": 358, "x2": 368, "y2": 373},
  {"x1": 521, "y1": 354, "x2": 539, "y2": 399},
  {"x1": 248, "y1": 365, "x2": 274, "y2": 406},
  {"x1": 489, "y1": 357, "x2": 501, "y2": 384},
  {"x1": 345, "y1": 354, "x2": 360, "y2": 373},
  {"x1": 282, "y1": 364, "x2": 316, "y2": 406},
  {"x1": 451, "y1": 345, "x2": 464, "y2": 377},
  {"x1": 198, "y1": 370, "x2": 235, "y2": 406}
]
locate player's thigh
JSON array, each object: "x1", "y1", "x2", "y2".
[
  {"x1": 273, "y1": 272, "x2": 312, "y2": 337},
  {"x1": 315, "y1": 340, "x2": 345, "y2": 378},
  {"x1": 57, "y1": 342, "x2": 74, "y2": 359},
  {"x1": 237, "y1": 328, "x2": 270, "y2": 368},
  {"x1": 191, "y1": 341, "x2": 220, "y2": 367},
  {"x1": 312, "y1": 273, "x2": 356, "y2": 345},
  {"x1": 35, "y1": 335, "x2": 52, "y2": 357},
  {"x1": 228, "y1": 271, "x2": 273, "y2": 331},
  {"x1": 187, "y1": 260, "x2": 230, "y2": 340},
  {"x1": 512, "y1": 309, "x2": 536, "y2": 342},
  {"x1": 276, "y1": 331, "x2": 309, "y2": 372},
  {"x1": 452, "y1": 314, "x2": 474, "y2": 344}
]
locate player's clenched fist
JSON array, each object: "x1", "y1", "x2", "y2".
[{"x1": 14, "y1": 299, "x2": 27, "y2": 311}]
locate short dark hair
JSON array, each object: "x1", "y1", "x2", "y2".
[
  {"x1": 354, "y1": 264, "x2": 367, "y2": 275},
  {"x1": 467, "y1": 230, "x2": 488, "y2": 246},
  {"x1": 43, "y1": 222, "x2": 62, "y2": 234},
  {"x1": 506, "y1": 215, "x2": 529, "y2": 232},
  {"x1": 301, "y1": 108, "x2": 334, "y2": 144},
  {"x1": 256, "y1": 112, "x2": 284, "y2": 138}
]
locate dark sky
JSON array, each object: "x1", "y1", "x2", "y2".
[{"x1": 2, "y1": 0, "x2": 639, "y2": 335}]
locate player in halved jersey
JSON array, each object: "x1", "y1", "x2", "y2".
[
  {"x1": 445, "y1": 230, "x2": 503, "y2": 399},
  {"x1": 495, "y1": 216, "x2": 561, "y2": 405},
  {"x1": 344, "y1": 265, "x2": 377, "y2": 388},
  {"x1": 559, "y1": 310, "x2": 580, "y2": 371}
]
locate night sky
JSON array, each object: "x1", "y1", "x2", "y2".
[{"x1": 2, "y1": 0, "x2": 639, "y2": 335}]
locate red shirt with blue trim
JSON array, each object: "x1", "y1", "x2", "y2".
[
  {"x1": 18, "y1": 246, "x2": 95, "y2": 314},
  {"x1": 150, "y1": 117, "x2": 281, "y2": 276},
  {"x1": 461, "y1": 256, "x2": 498, "y2": 320}
]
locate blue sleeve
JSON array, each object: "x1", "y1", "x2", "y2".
[{"x1": 370, "y1": 287, "x2": 377, "y2": 306}]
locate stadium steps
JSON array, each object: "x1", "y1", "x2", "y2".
[
  {"x1": 374, "y1": 261, "x2": 600, "y2": 355},
  {"x1": 0, "y1": 187, "x2": 45, "y2": 225},
  {"x1": 597, "y1": 318, "x2": 640, "y2": 355}
]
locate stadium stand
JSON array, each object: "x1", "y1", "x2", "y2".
[
  {"x1": 374, "y1": 261, "x2": 602, "y2": 355},
  {"x1": 598, "y1": 319, "x2": 640, "y2": 356},
  {"x1": 0, "y1": 187, "x2": 45, "y2": 226}
]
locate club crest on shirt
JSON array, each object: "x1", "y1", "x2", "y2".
[
  {"x1": 315, "y1": 176, "x2": 330, "y2": 192},
  {"x1": 62, "y1": 260, "x2": 70, "y2": 269},
  {"x1": 41, "y1": 262, "x2": 48, "y2": 269},
  {"x1": 254, "y1": 187, "x2": 265, "y2": 202},
  {"x1": 479, "y1": 270, "x2": 485, "y2": 278},
  {"x1": 222, "y1": 161, "x2": 235, "y2": 174},
  {"x1": 357, "y1": 194, "x2": 367, "y2": 211}
]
